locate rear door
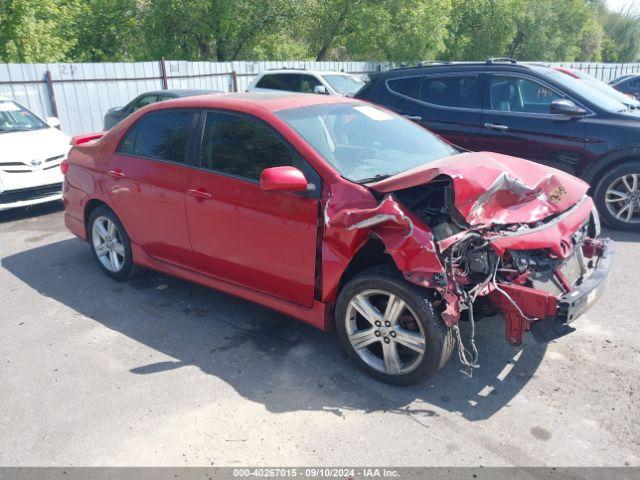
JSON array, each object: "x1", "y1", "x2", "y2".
[
  {"x1": 185, "y1": 110, "x2": 321, "y2": 306},
  {"x1": 384, "y1": 73, "x2": 484, "y2": 150},
  {"x1": 107, "y1": 109, "x2": 198, "y2": 266},
  {"x1": 479, "y1": 73, "x2": 587, "y2": 175}
]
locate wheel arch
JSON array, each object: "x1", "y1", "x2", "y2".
[
  {"x1": 336, "y1": 236, "x2": 399, "y2": 293},
  {"x1": 581, "y1": 146, "x2": 640, "y2": 187},
  {"x1": 84, "y1": 199, "x2": 111, "y2": 240}
]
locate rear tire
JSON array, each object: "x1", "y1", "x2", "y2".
[
  {"x1": 593, "y1": 161, "x2": 640, "y2": 231},
  {"x1": 335, "y1": 266, "x2": 454, "y2": 385},
  {"x1": 88, "y1": 206, "x2": 142, "y2": 280}
]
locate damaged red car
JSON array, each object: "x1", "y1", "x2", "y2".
[{"x1": 62, "y1": 93, "x2": 613, "y2": 385}]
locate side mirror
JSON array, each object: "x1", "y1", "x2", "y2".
[
  {"x1": 46, "y1": 117, "x2": 61, "y2": 129},
  {"x1": 550, "y1": 99, "x2": 586, "y2": 117},
  {"x1": 313, "y1": 85, "x2": 329, "y2": 95},
  {"x1": 260, "y1": 166, "x2": 308, "y2": 192}
]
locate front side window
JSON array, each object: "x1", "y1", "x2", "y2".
[
  {"x1": 490, "y1": 76, "x2": 561, "y2": 113},
  {"x1": 119, "y1": 110, "x2": 196, "y2": 163},
  {"x1": 298, "y1": 75, "x2": 322, "y2": 93},
  {"x1": 323, "y1": 74, "x2": 364, "y2": 96},
  {"x1": 200, "y1": 112, "x2": 297, "y2": 181},
  {"x1": 276, "y1": 102, "x2": 457, "y2": 183},
  {"x1": 0, "y1": 100, "x2": 47, "y2": 132}
]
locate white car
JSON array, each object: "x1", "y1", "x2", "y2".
[
  {"x1": 246, "y1": 69, "x2": 365, "y2": 96},
  {"x1": 0, "y1": 97, "x2": 69, "y2": 211}
]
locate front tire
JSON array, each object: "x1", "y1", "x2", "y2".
[
  {"x1": 88, "y1": 206, "x2": 140, "y2": 280},
  {"x1": 593, "y1": 161, "x2": 640, "y2": 231},
  {"x1": 335, "y1": 266, "x2": 454, "y2": 385}
]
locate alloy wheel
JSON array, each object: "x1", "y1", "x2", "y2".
[
  {"x1": 92, "y1": 216, "x2": 126, "y2": 273},
  {"x1": 345, "y1": 289, "x2": 426, "y2": 375},
  {"x1": 605, "y1": 173, "x2": 640, "y2": 224}
]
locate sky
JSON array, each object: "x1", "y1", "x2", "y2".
[{"x1": 606, "y1": 0, "x2": 639, "y2": 13}]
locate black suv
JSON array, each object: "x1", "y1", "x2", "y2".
[{"x1": 356, "y1": 59, "x2": 640, "y2": 231}]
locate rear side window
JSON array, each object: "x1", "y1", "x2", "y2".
[
  {"x1": 200, "y1": 112, "x2": 297, "y2": 181},
  {"x1": 119, "y1": 110, "x2": 196, "y2": 163},
  {"x1": 388, "y1": 75, "x2": 479, "y2": 109},
  {"x1": 256, "y1": 74, "x2": 296, "y2": 90},
  {"x1": 256, "y1": 73, "x2": 321, "y2": 93},
  {"x1": 387, "y1": 77, "x2": 421, "y2": 99}
]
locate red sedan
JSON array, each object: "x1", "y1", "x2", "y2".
[{"x1": 62, "y1": 93, "x2": 612, "y2": 385}]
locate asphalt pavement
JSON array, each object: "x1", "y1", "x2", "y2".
[{"x1": 1, "y1": 202, "x2": 638, "y2": 466}]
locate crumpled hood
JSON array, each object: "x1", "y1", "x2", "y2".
[{"x1": 369, "y1": 151, "x2": 589, "y2": 226}]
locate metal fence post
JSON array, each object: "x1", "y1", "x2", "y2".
[
  {"x1": 231, "y1": 70, "x2": 238, "y2": 92},
  {"x1": 160, "y1": 57, "x2": 168, "y2": 89},
  {"x1": 45, "y1": 70, "x2": 60, "y2": 118}
]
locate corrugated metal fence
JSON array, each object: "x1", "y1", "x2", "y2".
[{"x1": 1, "y1": 59, "x2": 638, "y2": 136}]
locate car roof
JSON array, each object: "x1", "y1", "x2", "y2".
[
  {"x1": 258, "y1": 69, "x2": 353, "y2": 76},
  {"x1": 145, "y1": 91, "x2": 356, "y2": 113},
  {"x1": 375, "y1": 61, "x2": 556, "y2": 79},
  {"x1": 140, "y1": 89, "x2": 218, "y2": 97}
]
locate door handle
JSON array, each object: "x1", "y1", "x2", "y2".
[
  {"x1": 187, "y1": 188, "x2": 213, "y2": 200},
  {"x1": 403, "y1": 114, "x2": 422, "y2": 121},
  {"x1": 108, "y1": 169, "x2": 125, "y2": 178},
  {"x1": 484, "y1": 122, "x2": 509, "y2": 131}
]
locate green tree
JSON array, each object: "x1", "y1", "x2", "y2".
[
  {"x1": 442, "y1": 0, "x2": 521, "y2": 61},
  {"x1": 68, "y1": 0, "x2": 140, "y2": 62},
  {"x1": 0, "y1": 0, "x2": 79, "y2": 62},
  {"x1": 140, "y1": 0, "x2": 297, "y2": 61},
  {"x1": 601, "y1": 9, "x2": 640, "y2": 62},
  {"x1": 348, "y1": 0, "x2": 451, "y2": 62},
  {"x1": 509, "y1": 0, "x2": 593, "y2": 61}
]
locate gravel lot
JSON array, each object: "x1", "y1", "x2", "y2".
[{"x1": 1, "y1": 202, "x2": 639, "y2": 467}]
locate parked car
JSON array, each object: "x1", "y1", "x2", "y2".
[
  {"x1": 0, "y1": 97, "x2": 69, "y2": 211},
  {"x1": 62, "y1": 93, "x2": 611, "y2": 385},
  {"x1": 554, "y1": 66, "x2": 640, "y2": 109},
  {"x1": 103, "y1": 89, "x2": 217, "y2": 130},
  {"x1": 355, "y1": 59, "x2": 640, "y2": 231},
  {"x1": 247, "y1": 69, "x2": 365, "y2": 96},
  {"x1": 610, "y1": 74, "x2": 640, "y2": 100}
]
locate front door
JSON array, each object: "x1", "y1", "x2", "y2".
[
  {"x1": 186, "y1": 110, "x2": 320, "y2": 307},
  {"x1": 479, "y1": 73, "x2": 587, "y2": 175}
]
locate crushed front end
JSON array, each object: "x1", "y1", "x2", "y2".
[{"x1": 325, "y1": 153, "x2": 614, "y2": 371}]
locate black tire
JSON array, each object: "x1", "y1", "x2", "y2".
[
  {"x1": 88, "y1": 206, "x2": 142, "y2": 280},
  {"x1": 335, "y1": 266, "x2": 454, "y2": 385},
  {"x1": 593, "y1": 160, "x2": 640, "y2": 232}
]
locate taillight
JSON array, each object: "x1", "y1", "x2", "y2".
[{"x1": 60, "y1": 159, "x2": 69, "y2": 175}]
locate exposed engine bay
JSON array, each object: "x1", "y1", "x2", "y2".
[{"x1": 323, "y1": 158, "x2": 612, "y2": 374}]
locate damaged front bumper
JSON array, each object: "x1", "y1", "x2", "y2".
[{"x1": 491, "y1": 238, "x2": 614, "y2": 345}]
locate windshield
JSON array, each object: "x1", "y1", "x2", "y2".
[
  {"x1": 562, "y1": 69, "x2": 640, "y2": 108},
  {"x1": 276, "y1": 102, "x2": 458, "y2": 183},
  {"x1": 544, "y1": 70, "x2": 631, "y2": 113},
  {"x1": 322, "y1": 75, "x2": 365, "y2": 96},
  {"x1": 0, "y1": 100, "x2": 48, "y2": 133}
]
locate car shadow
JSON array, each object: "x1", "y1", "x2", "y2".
[
  {"x1": 602, "y1": 227, "x2": 640, "y2": 244},
  {"x1": 0, "y1": 201, "x2": 64, "y2": 224},
  {"x1": 2, "y1": 238, "x2": 548, "y2": 422}
]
